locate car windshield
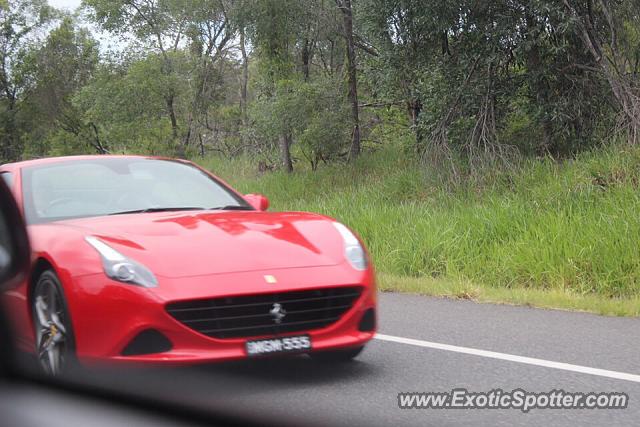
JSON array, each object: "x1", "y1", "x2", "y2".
[{"x1": 21, "y1": 158, "x2": 250, "y2": 224}]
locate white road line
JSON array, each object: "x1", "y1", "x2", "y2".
[{"x1": 375, "y1": 333, "x2": 640, "y2": 384}]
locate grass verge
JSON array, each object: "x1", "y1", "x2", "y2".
[
  {"x1": 197, "y1": 144, "x2": 640, "y2": 317},
  {"x1": 378, "y1": 273, "x2": 640, "y2": 317}
]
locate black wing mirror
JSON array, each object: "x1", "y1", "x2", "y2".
[{"x1": 0, "y1": 179, "x2": 30, "y2": 290}]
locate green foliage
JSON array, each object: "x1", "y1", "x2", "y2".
[
  {"x1": 72, "y1": 57, "x2": 184, "y2": 154},
  {"x1": 358, "y1": 0, "x2": 625, "y2": 160},
  {"x1": 0, "y1": 0, "x2": 635, "y2": 164},
  {"x1": 248, "y1": 66, "x2": 351, "y2": 169},
  {"x1": 298, "y1": 108, "x2": 348, "y2": 168},
  {"x1": 0, "y1": 0, "x2": 54, "y2": 161},
  {"x1": 245, "y1": 0, "x2": 305, "y2": 65},
  {"x1": 19, "y1": 17, "x2": 99, "y2": 156}
]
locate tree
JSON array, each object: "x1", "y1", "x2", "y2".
[
  {"x1": 20, "y1": 17, "x2": 100, "y2": 156},
  {"x1": 84, "y1": 0, "x2": 234, "y2": 157},
  {"x1": 0, "y1": 0, "x2": 52, "y2": 161},
  {"x1": 357, "y1": 0, "x2": 621, "y2": 167},
  {"x1": 336, "y1": 0, "x2": 361, "y2": 160},
  {"x1": 563, "y1": 0, "x2": 640, "y2": 144},
  {"x1": 246, "y1": 0, "x2": 303, "y2": 172},
  {"x1": 84, "y1": 0, "x2": 185, "y2": 153},
  {"x1": 358, "y1": 0, "x2": 460, "y2": 148}
]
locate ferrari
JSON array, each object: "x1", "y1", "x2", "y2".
[{"x1": 0, "y1": 156, "x2": 376, "y2": 374}]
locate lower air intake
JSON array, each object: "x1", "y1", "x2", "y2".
[{"x1": 121, "y1": 329, "x2": 172, "y2": 356}]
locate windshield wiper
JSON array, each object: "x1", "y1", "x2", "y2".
[
  {"x1": 209, "y1": 205, "x2": 254, "y2": 211},
  {"x1": 108, "y1": 207, "x2": 207, "y2": 216}
]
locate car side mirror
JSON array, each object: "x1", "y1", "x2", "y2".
[
  {"x1": 244, "y1": 194, "x2": 270, "y2": 211},
  {"x1": 0, "y1": 179, "x2": 30, "y2": 290}
]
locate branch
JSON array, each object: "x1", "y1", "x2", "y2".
[
  {"x1": 562, "y1": 0, "x2": 602, "y2": 62},
  {"x1": 172, "y1": 16, "x2": 187, "y2": 52},
  {"x1": 89, "y1": 122, "x2": 109, "y2": 154},
  {"x1": 355, "y1": 39, "x2": 378, "y2": 56},
  {"x1": 358, "y1": 101, "x2": 403, "y2": 108},
  {"x1": 597, "y1": 0, "x2": 616, "y2": 49}
]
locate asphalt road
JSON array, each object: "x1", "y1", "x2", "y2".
[
  {"x1": 76, "y1": 291, "x2": 638, "y2": 427},
  {"x1": 6, "y1": 292, "x2": 640, "y2": 427}
]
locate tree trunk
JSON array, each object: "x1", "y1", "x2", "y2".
[
  {"x1": 524, "y1": 9, "x2": 553, "y2": 154},
  {"x1": 89, "y1": 122, "x2": 109, "y2": 154},
  {"x1": 182, "y1": 114, "x2": 193, "y2": 153},
  {"x1": 337, "y1": 0, "x2": 361, "y2": 160},
  {"x1": 408, "y1": 98, "x2": 422, "y2": 145},
  {"x1": 302, "y1": 37, "x2": 311, "y2": 81},
  {"x1": 1, "y1": 97, "x2": 18, "y2": 161},
  {"x1": 166, "y1": 94, "x2": 182, "y2": 156},
  {"x1": 280, "y1": 133, "x2": 293, "y2": 172},
  {"x1": 198, "y1": 133, "x2": 205, "y2": 157},
  {"x1": 239, "y1": 28, "x2": 249, "y2": 131},
  {"x1": 166, "y1": 95, "x2": 178, "y2": 139}
]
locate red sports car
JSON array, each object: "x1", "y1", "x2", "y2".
[{"x1": 0, "y1": 156, "x2": 376, "y2": 374}]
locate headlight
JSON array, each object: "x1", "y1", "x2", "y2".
[
  {"x1": 85, "y1": 236, "x2": 158, "y2": 288},
  {"x1": 332, "y1": 222, "x2": 368, "y2": 271}
]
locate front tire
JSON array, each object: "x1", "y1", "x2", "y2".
[
  {"x1": 31, "y1": 270, "x2": 75, "y2": 375},
  {"x1": 310, "y1": 346, "x2": 364, "y2": 363}
]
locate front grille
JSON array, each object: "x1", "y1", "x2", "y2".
[{"x1": 166, "y1": 286, "x2": 362, "y2": 339}]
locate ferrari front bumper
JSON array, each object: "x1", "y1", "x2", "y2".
[{"x1": 65, "y1": 263, "x2": 376, "y2": 366}]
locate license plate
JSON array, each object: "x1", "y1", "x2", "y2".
[{"x1": 246, "y1": 335, "x2": 312, "y2": 357}]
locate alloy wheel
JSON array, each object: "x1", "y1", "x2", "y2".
[{"x1": 33, "y1": 276, "x2": 69, "y2": 375}]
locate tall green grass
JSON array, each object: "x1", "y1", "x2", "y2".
[{"x1": 198, "y1": 144, "x2": 640, "y2": 301}]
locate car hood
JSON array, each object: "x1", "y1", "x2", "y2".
[{"x1": 53, "y1": 211, "x2": 346, "y2": 278}]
